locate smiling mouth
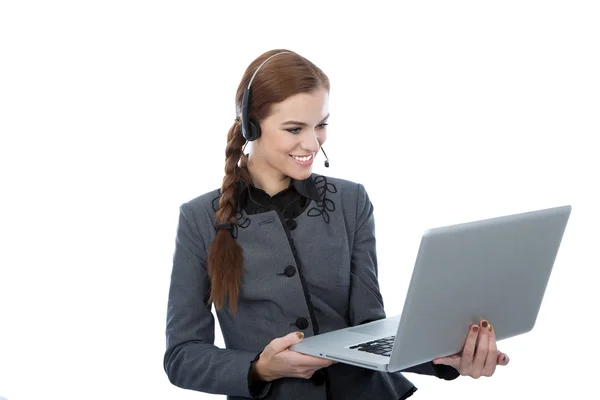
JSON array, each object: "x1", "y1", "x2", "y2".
[{"x1": 290, "y1": 154, "x2": 313, "y2": 162}]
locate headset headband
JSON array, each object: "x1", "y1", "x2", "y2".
[
  {"x1": 241, "y1": 51, "x2": 292, "y2": 141},
  {"x1": 247, "y1": 51, "x2": 292, "y2": 89}
]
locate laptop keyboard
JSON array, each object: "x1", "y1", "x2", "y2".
[{"x1": 349, "y1": 335, "x2": 395, "y2": 357}]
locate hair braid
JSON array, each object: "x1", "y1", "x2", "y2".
[{"x1": 207, "y1": 121, "x2": 248, "y2": 313}]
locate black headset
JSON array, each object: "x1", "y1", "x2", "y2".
[
  {"x1": 240, "y1": 51, "x2": 290, "y2": 142},
  {"x1": 239, "y1": 51, "x2": 330, "y2": 167}
]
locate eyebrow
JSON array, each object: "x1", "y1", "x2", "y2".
[{"x1": 281, "y1": 113, "x2": 330, "y2": 126}]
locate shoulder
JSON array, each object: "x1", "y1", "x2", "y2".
[
  {"x1": 186, "y1": 188, "x2": 222, "y2": 212},
  {"x1": 178, "y1": 187, "x2": 221, "y2": 225}
]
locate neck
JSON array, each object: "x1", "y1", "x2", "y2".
[{"x1": 246, "y1": 156, "x2": 290, "y2": 197}]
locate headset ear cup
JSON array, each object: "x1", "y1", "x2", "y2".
[{"x1": 247, "y1": 118, "x2": 261, "y2": 141}]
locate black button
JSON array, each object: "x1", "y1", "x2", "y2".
[
  {"x1": 283, "y1": 265, "x2": 296, "y2": 277},
  {"x1": 295, "y1": 317, "x2": 309, "y2": 330},
  {"x1": 286, "y1": 219, "x2": 297, "y2": 230}
]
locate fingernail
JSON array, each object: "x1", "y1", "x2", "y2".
[
  {"x1": 481, "y1": 320, "x2": 488, "y2": 328},
  {"x1": 472, "y1": 325, "x2": 479, "y2": 333},
  {"x1": 489, "y1": 323, "x2": 493, "y2": 332},
  {"x1": 296, "y1": 332, "x2": 304, "y2": 340},
  {"x1": 503, "y1": 354, "x2": 509, "y2": 363}
]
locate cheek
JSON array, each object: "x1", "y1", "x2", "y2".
[
  {"x1": 272, "y1": 137, "x2": 299, "y2": 156},
  {"x1": 313, "y1": 129, "x2": 327, "y2": 147},
  {"x1": 261, "y1": 131, "x2": 290, "y2": 155},
  {"x1": 319, "y1": 130, "x2": 327, "y2": 144}
]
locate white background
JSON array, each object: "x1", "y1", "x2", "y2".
[{"x1": 1, "y1": 1, "x2": 598, "y2": 399}]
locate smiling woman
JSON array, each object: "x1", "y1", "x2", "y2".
[{"x1": 163, "y1": 49, "x2": 502, "y2": 400}]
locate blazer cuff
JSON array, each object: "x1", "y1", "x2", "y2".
[
  {"x1": 401, "y1": 361, "x2": 460, "y2": 381},
  {"x1": 431, "y1": 362, "x2": 460, "y2": 380},
  {"x1": 247, "y1": 352, "x2": 273, "y2": 399}
]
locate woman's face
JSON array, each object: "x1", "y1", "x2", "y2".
[{"x1": 251, "y1": 88, "x2": 329, "y2": 182}]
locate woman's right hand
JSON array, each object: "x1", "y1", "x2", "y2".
[{"x1": 252, "y1": 331, "x2": 335, "y2": 381}]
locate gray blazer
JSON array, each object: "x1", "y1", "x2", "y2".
[{"x1": 163, "y1": 174, "x2": 458, "y2": 399}]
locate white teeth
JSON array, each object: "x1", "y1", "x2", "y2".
[{"x1": 291, "y1": 154, "x2": 313, "y2": 162}]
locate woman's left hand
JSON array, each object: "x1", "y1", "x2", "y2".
[{"x1": 433, "y1": 320, "x2": 510, "y2": 378}]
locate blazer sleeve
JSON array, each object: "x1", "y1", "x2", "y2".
[
  {"x1": 163, "y1": 203, "x2": 273, "y2": 398},
  {"x1": 347, "y1": 183, "x2": 386, "y2": 326},
  {"x1": 347, "y1": 184, "x2": 460, "y2": 381}
]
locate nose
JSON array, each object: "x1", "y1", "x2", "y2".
[{"x1": 300, "y1": 129, "x2": 322, "y2": 153}]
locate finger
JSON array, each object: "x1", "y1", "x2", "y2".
[
  {"x1": 285, "y1": 351, "x2": 335, "y2": 368},
  {"x1": 460, "y1": 324, "x2": 480, "y2": 373},
  {"x1": 297, "y1": 354, "x2": 335, "y2": 368},
  {"x1": 472, "y1": 320, "x2": 490, "y2": 378},
  {"x1": 482, "y1": 323, "x2": 498, "y2": 377},
  {"x1": 433, "y1": 353, "x2": 460, "y2": 364},
  {"x1": 268, "y1": 331, "x2": 304, "y2": 354},
  {"x1": 497, "y1": 352, "x2": 510, "y2": 366}
]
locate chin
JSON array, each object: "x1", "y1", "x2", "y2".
[{"x1": 286, "y1": 168, "x2": 314, "y2": 181}]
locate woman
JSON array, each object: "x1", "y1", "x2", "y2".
[{"x1": 163, "y1": 49, "x2": 510, "y2": 400}]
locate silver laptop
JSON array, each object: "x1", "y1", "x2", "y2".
[{"x1": 290, "y1": 205, "x2": 571, "y2": 372}]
